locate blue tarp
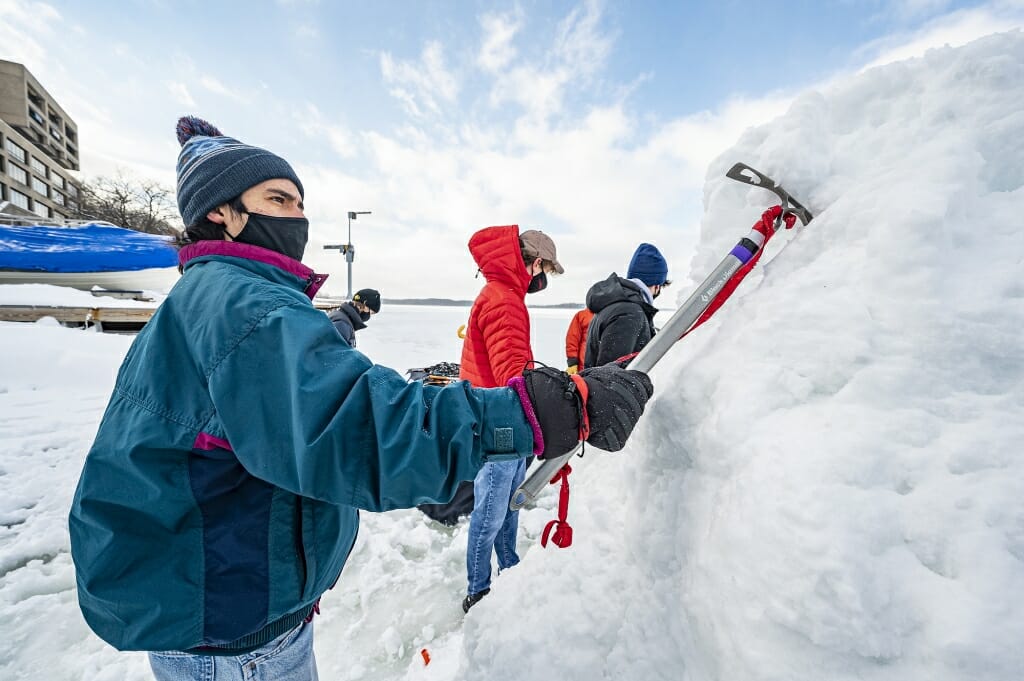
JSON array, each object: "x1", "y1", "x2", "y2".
[{"x1": 0, "y1": 223, "x2": 178, "y2": 273}]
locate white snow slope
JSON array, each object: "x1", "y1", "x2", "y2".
[
  {"x1": 464, "y1": 30, "x2": 1024, "y2": 681},
  {"x1": 0, "y1": 30, "x2": 1022, "y2": 681}
]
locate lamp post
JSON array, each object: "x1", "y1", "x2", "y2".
[{"x1": 324, "y1": 210, "x2": 371, "y2": 299}]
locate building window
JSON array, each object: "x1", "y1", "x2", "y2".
[
  {"x1": 10, "y1": 188, "x2": 30, "y2": 210},
  {"x1": 52, "y1": 174, "x2": 65, "y2": 190},
  {"x1": 30, "y1": 156, "x2": 47, "y2": 176},
  {"x1": 33, "y1": 201, "x2": 50, "y2": 218},
  {"x1": 5, "y1": 138, "x2": 26, "y2": 163},
  {"x1": 31, "y1": 176, "x2": 48, "y2": 196},
  {"x1": 27, "y1": 88, "x2": 45, "y2": 109},
  {"x1": 8, "y1": 163, "x2": 27, "y2": 185},
  {"x1": 50, "y1": 128, "x2": 63, "y2": 142},
  {"x1": 53, "y1": 191, "x2": 65, "y2": 206},
  {"x1": 67, "y1": 183, "x2": 78, "y2": 198},
  {"x1": 29, "y1": 108, "x2": 45, "y2": 126}
]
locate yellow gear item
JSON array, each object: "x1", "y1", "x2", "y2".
[
  {"x1": 457, "y1": 324, "x2": 467, "y2": 339},
  {"x1": 566, "y1": 365, "x2": 579, "y2": 375}
]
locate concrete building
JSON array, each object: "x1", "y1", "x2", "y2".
[{"x1": 0, "y1": 59, "x2": 81, "y2": 221}]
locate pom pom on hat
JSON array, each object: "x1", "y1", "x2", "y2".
[{"x1": 176, "y1": 115, "x2": 223, "y2": 146}]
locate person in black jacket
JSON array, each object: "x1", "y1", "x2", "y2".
[
  {"x1": 585, "y1": 243, "x2": 670, "y2": 367},
  {"x1": 328, "y1": 288, "x2": 381, "y2": 347}
]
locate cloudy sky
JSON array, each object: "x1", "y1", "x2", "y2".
[{"x1": 1, "y1": 0, "x2": 1021, "y2": 301}]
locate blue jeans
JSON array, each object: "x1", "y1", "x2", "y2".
[
  {"x1": 148, "y1": 620, "x2": 317, "y2": 681},
  {"x1": 466, "y1": 458, "x2": 527, "y2": 595}
]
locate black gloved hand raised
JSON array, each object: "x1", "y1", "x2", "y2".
[
  {"x1": 578, "y1": 364, "x2": 653, "y2": 452},
  {"x1": 510, "y1": 364, "x2": 653, "y2": 459}
]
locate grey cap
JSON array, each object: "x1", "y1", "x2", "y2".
[{"x1": 520, "y1": 229, "x2": 564, "y2": 274}]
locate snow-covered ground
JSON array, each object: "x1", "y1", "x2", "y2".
[
  {"x1": 0, "y1": 305, "x2": 594, "y2": 681},
  {"x1": 2, "y1": 30, "x2": 1024, "y2": 681}
]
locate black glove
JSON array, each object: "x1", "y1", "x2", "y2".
[
  {"x1": 578, "y1": 365, "x2": 653, "y2": 451},
  {"x1": 521, "y1": 366, "x2": 583, "y2": 460},
  {"x1": 519, "y1": 364, "x2": 653, "y2": 457}
]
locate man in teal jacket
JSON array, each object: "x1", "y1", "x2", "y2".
[{"x1": 69, "y1": 116, "x2": 652, "y2": 680}]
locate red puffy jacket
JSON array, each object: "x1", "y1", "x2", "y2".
[{"x1": 459, "y1": 225, "x2": 532, "y2": 388}]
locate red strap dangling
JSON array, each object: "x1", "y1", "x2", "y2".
[{"x1": 540, "y1": 464, "x2": 573, "y2": 549}]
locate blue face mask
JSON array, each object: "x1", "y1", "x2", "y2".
[{"x1": 232, "y1": 211, "x2": 309, "y2": 262}]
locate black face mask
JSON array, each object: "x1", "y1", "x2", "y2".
[
  {"x1": 527, "y1": 271, "x2": 547, "y2": 294},
  {"x1": 358, "y1": 310, "x2": 372, "y2": 322},
  {"x1": 231, "y1": 211, "x2": 309, "y2": 262}
]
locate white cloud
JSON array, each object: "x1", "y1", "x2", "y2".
[
  {"x1": 199, "y1": 75, "x2": 248, "y2": 102},
  {"x1": 551, "y1": 0, "x2": 613, "y2": 80},
  {"x1": 266, "y1": 1, "x2": 798, "y2": 299},
  {"x1": 167, "y1": 82, "x2": 196, "y2": 108},
  {"x1": 486, "y1": 0, "x2": 613, "y2": 121},
  {"x1": 303, "y1": 3, "x2": 1024, "y2": 300},
  {"x1": 380, "y1": 41, "x2": 460, "y2": 118},
  {"x1": 0, "y1": 0, "x2": 62, "y2": 67},
  {"x1": 478, "y1": 9, "x2": 522, "y2": 72},
  {"x1": 294, "y1": 85, "x2": 800, "y2": 301},
  {"x1": 296, "y1": 103, "x2": 357, "y2": 159}
]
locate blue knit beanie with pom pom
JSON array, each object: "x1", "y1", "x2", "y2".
[{"x1": 175, "y1": 115, "x2": 304, "y2": 227}]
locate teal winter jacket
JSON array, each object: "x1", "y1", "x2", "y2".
[{"x1": 69, "y1": 241, "x2": 533, "y2": 653}]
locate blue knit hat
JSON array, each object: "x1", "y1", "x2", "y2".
[
  {"x1": 175, "y1": 115, "x2": 304, "y2": 227},
  {"x1": 627, "y1": 243, "x2": 669, "y2": 286}
]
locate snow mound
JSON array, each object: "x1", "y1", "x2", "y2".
[{"x1": 464, "y1": 30, "x2": 1024, "y2": 681}]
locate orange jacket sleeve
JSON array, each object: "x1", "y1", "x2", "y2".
[{"x1": 565, "y1": 310, "x2": 585, "y2": 368}]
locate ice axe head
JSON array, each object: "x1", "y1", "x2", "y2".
[{"x1": 726, "y1": 162, "x2": 814, "y2": 226}]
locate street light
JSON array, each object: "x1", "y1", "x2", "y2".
[{"x1": 324, "y1": 210, "x2": 371, "y2": 299}]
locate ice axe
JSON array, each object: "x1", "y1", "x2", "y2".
[
  {"x1": 510, "y1": 163, "x2": 813, "y2": 512},
  {"x1": 725, "y1": 163, "x2": 813, "y2": 226}
]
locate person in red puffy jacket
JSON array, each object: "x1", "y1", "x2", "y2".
[
  {"x1": 564, "y1": 307, "x2": 594, "y2": 374},
  {"x1": 459, "y1": 225, "x2": 563, "y2": 612}
]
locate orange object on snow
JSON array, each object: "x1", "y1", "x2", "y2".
[{"x1": 421, "y1": 648, "x2": 431, "y2": 666}]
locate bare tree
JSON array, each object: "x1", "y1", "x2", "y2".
[{"x1": 70, "y1": 172, "x2": 181, "y2": 236}]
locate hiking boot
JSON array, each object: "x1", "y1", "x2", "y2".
[{"x1": 462, "y1": 588, "x2": 490, "y2": 613}]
